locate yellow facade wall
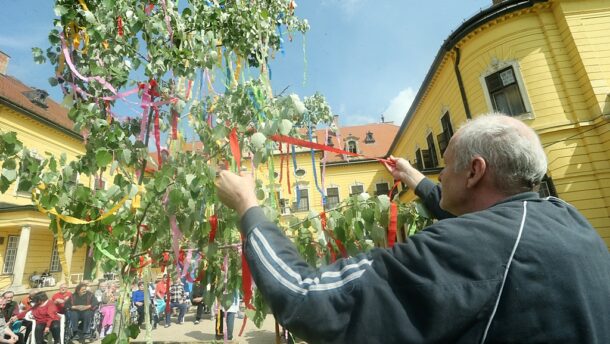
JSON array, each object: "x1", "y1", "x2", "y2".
[
  {"x1": 390, "y1": 0, "x2": 610, "y2": 247},
  {"x1": 247, "y1": 149, "x2": 395, "y2": 217},
  {"x1": 1, "y1": 104, "x2": 92, "y2": 287}
]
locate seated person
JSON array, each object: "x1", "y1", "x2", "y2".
[
  {"x1": 190, "y1": 282, "x2": 207, "y2": 325},
  {"x1": 17, "y1": 292, "x2": 60, "y2": 344},
  {"x1": 66, "y1": 283, "x2": 98, "y2": 340},
  {"x1": 0, "y1": 292, "x2": 18, "y2": 323},
  {"x1": 0, "y1": 297, "x2": 22, "y2": 344},
  {"x1": 164, "y1": 276, "x2": 188, "y2": 327},
  {"x1": 99, "y1": 283, "x2": 117, "y2": 338},
  {"x1": 18, "y1": 290, "x2": 37, "y2": 313},
  {"x1": 50, "y1": 284, "x2": 72, "y2": 314}
]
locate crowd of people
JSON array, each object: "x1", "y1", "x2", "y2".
[{"x1": 0, "y1": 277, "x2": 243, "y2": 343}]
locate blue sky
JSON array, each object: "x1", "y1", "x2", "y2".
[{"x1": 0, "y1": 0, "x2": 492, "y2": 126}]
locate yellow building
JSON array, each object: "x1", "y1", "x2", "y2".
[
  {"x1": 387, "y1": 0, "x2": 610, "y2": 247},
  {"x1": 0, "y1": 52, "x2": 90, "y2": 291},
  {"x1": 253, "y1": 118, "x2": 399, "y2": 218}
]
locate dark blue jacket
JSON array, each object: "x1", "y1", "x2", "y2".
[{"x1": 240, "y1": 178, "x2": 610, "y2": 343}]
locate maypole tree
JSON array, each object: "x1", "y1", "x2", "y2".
[{"x1": 0, "y1": 0, "x2": 431, "y2": 343}]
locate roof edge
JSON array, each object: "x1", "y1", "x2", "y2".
[
  {"x1": 387, "y1": 0, "x2": 548, "y2": 155},
  {"x1": 0, "y1": 96, "x2": 82, "y2": 141}
]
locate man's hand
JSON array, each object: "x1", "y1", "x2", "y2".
[
  {"x1": 135, "y1": 302, "x2": 143, "y2": 306},
  {"x1": 384, "y1": 156, "x2": 425, "y2": 190},
  {"x1": 9, "y1": 316, "x2": 17, "y2": 323},
  {"x1": 215, "y1": 170, "x2": 258, "y2": 217},
  {"x1": 55, "y1": 298, "x2": 65, "y2": 304},
  {"x1": 193, "y1": 297, "x2": 203, "y2": 303},
  {"x1": 44, "y1": 327, "x2": 50, "y2": 334}
]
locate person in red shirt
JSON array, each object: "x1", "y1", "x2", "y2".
[
  {"x1": 50, "y1": 284, "x2": 72, "y2": 314},
  {"x1": 18, "y1": 292, "x2": 60, "y2": 344}
]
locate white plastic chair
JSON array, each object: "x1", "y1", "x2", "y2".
[{"x1": 24, "y1": 311, "x2": 65, "y2": 344}]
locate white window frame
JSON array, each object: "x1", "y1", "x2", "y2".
[
  {"x1": 3, "y1": 236, "x2": 20, "y2": 275},
  {"x1": 346, "y1": 140, "x2": 358, "y2": 154},
  {"x1": 49, "y1": 239, "x2": 62, "y2": 272},
  {"x1": 480, "y1": 60, "x2": 534, "y2": 120}
]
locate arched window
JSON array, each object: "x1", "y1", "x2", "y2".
[{"x1": 347, "y1": 140, "x2": 357, "y2": 154}]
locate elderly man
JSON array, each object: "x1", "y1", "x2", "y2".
[
  {"x1": 66, "y1": 283, "x2": 98, "y2": 340},
  {"x1": 215, "y1": 113, "x2": 610, "y2": 343},
  {"x1": 50, "y1": 284, "x2": 72, "y2": 314}
]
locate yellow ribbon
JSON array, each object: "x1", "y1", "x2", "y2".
[
  {"x1": 233, "y1": 56, "x2": 242, "y2": 87},
  {"x1": 55, "y1": 217, "x2": 70, "y2": 282},
  {"x1": 77, "y1": 0, "x2": 90, "y2": 11},
  {"x1": 33, "y1": 184, "x2": 130, "y2": 225}
]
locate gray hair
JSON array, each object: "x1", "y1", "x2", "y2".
[{"x1": 452, "y1": 113, "x2": 547, "y2": 194}]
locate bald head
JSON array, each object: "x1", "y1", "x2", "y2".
[{"x1": 450, "y1": 113, "x2": 547, "y2": 195}]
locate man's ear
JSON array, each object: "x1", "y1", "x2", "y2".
[{"x1": 466, "y1": 156, "x2": 487, "y2": 188}]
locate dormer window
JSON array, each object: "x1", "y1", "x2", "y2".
[
  {"x1": 327, "y1": 136, "x2": 334, "y2": 147},
  {"x1": 346, "y1": 140, "x2": 357, "y2": 154},
  {"x1": 364, "y1": 131, "x2": 375, "y2": 144},
  {"x1": 22, "y1": 88, "x2": 49, "y2": 109}
]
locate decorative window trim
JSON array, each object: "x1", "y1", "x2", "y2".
[
  {"x1": 480, "y1": 60, "x2": 534, "y2": 120},
  {"x1": 346, "y1": 140, "x2": 358, "y2": 154},
  {"x1": 294, "y1": 168, "x2": 306, "y2": 178}
]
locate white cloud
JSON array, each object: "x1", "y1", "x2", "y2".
[
  {"x1": 383, "y1": 87, "x2": 416, "y2": 125},
  {"x1": 321, "y1": 0, "x2": 365, "y2": 16}
]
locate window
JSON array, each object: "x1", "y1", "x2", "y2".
[
  {"x1": 437, "y1": 112, "x2": 454, "y2": 156},
  {"x1": 279, "y1": 198, "x2": 291, "y2": 215},
  {"x1": 292, "y1": 189, "x2": 309, "y2": 212},
  {"x1": 3, "y1": 236, "x2": 19, "y2": 274},
  {"x1": 375, "y1": 182, "x2": 389, "y2": 196},
  {"x1": 364, "y1": 131, "x2": 375, "y2": 144},
  {"x1": 326, "y1": 136, "x2": 334, "y2": 147},
  {"x1": 414, "y1": 149, "x2": 424, "y2": 171},
  {"x1": 485, "y1": 66, "x2": 527, "y2": 116},
  {"x1": 350, "y1": 184, "x2": 364, "y2": 196},
  {"x1": 425, "y1": 133, "x2": 439, "y2": 168},
  {"x1": 325, "y1": 187, "x2": 340, "y2": 209},
  {"x1": 273, "y1": 172, "x2": 279, "y2": 179},
  {"x1": 538, "y1": 175, "x2": 558, "y2": 198},
  {"x1": 295, "y1": 168, "x2": 306, "y2": 177},
  {"x1": 346, "y1": 140, "x2": 357, "y2": 154},
  {"x1": 49, "y1": 239, "x2": 61, "y2": 272}
]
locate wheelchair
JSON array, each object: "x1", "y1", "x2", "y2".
[{"x1": 65, "y1": 309, "x2": 102, "y2": 343}]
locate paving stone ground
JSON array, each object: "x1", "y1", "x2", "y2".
[{"x1": 95, "y1": 310, "x2": 282, "y2": 344}]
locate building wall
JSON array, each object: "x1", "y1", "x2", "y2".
[
  {"x1": 390, "y1": 0, "x2": 610, "y2": 247},
  {"x1": 248, "y1": 149, "x2": 395, "y2": 217},
  {"x1": 0, "y1": 104, "x2": 91, "y2": 287}
]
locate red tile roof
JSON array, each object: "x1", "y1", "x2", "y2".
[
  {"x1": 315, "y1": 123, "x2": 399, "y2": 163},
  {"x1": 0, "y1": 74, "x2": 77, "y2": 136}
]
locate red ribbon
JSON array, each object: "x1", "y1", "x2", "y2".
[
  {"x1": 241, "y1": 242, "x2": 253, "y2": 310},
  {"x1": 229, "y1": 127, "x2": 241, "y2": 171},
  {"x1": 320, "y1": 212, "x2": 347, "y2": 261},
  {"x1": 160, "y1": 252, "x2": 170, "y2": 273},
  {"x1": 208, "y1": 215, "x2": 218, "y2": 243},
  {"x1": 270, "y1": 134, "x2": 395, "y2": 167},
  {"x1": 171, "y1": 108, "x2": 178, "y2": 139},
  {"x1": 387, "y1": 181, "x2": 400, "y2": 248},
  {"x1": 117, "y1": 16, "x2": 123, "y2": 37}
]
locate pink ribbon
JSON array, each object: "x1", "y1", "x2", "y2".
[{"x1": 169, "y1": 215, "x2": 183, "y2": 265}]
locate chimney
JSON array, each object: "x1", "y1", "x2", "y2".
[
  {"x1": 332, "y1": 115, "x2": 340, "y2": 128},
  {"x1": 0, "y1": 51, "x2": 9, "y2": 75}
]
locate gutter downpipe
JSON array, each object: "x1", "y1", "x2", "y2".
[{"x1": 453, "y1": 47, "x2": 472, "y2": 119}]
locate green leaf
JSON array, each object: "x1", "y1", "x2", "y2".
[
  {"x1": 155, "y1": 176, "x2": 171, "y2": 193},
  {"x1": 32, "y1": 47, "x2": 46, "y2": 64},
  {"x1": 141, "y1": 232, "x2": 155, "y2": 250},
  {"x1": 169, "y1": 188, "x2": 183, "y2": 205},
  {"x1": 95, "y1": 149, "x2": 113, "y2": 167},
  {"x1": 0, "y1": 176, "x2": 11, "y2": 193},
  {"x1": 62, "y1": 94, "x2": 74, "y2": 107},
  {"x1": 1, "y1": 132, "x2": 18, "y2": 145},
  {"x1": 101, "y1": 333, "x2": 117, "y2": 344},
  {"x1": 121, "y1": 149, "x2": 132, "y2": 164}
]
